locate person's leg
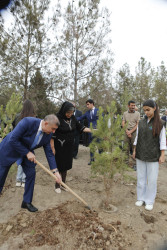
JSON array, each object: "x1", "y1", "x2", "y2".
[
  {"x1": 21, "y1": 167, "x2": 26, "y2": 187},
  {"x1": 97, "y1": 138, "x2": 103, "y2": 154},
  {"x1": 124, "y1": 134, "x2": 130, "y2": 164},
  {"x1": 73, "y1": 135, "x2": 77, "y2": 157},
  {"x1": 131, "y1": 132, "x2": 137, "y2": 169},
  {"x1": 90, "y1": 151, "x2": 94, "y2": 162},
  {"x1": 89, "y1": 133, "x2": 94, "y2": 164},
  {"x1": 16, "y1": 165, "x2": 23, "y2": 182},
  {"x1": 0, "y1": 165, "x2": 11, "y2": 193},
  {"x1": 76, "y1": 135, "x2": 80, "y2": 157},
  {"x1": 61, "y1": 171, "x2": 67, "y2": 183},
  {"x1": 131, "y1": 132, "x2": 136, "y2": 149},
  {"x1": 22, "y1": 172, "x2": 26, "y2": 183},
  {"x1": 55, "y1": 171, "x2": 61, "y2": 189},
  {"x1": 144, "y1": 161, "x2": 159, "y2": 205},
  {"x1": 20, "y1": 166, "x2": 26, "y2": 183},
  {"x1": 22, "y1": 162, "x2": 36, "y2": 203},
  {"x1": 55, "y1": 182, "x2": 60, "y2": 189},
  {"x1": 136, "y1": 159, "x2": 147, "y2": 202},
  {"x1": 60, "y1": 171, "x2": 68, "y2": 191},
  {"x1": 55, "y1": 171, "x2": 67, "y2": 188}
]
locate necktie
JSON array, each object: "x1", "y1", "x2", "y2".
[
  {"x1": 90, "y1": 109, "x2": 93, "y2": 119},
  {"x1": 31, "y1": 130, "x2": 43, "y2": 149}
]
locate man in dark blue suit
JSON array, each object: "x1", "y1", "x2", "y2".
[
  {"x1": 161, "y1": 110, "x2": 167, "y2": 127},
  {"x1": 73, "y1": 104, "x2": 83, "y2": 159},
  {"x1": 77, "y1": 99, "x2": 99, "y2": 165},
  {"x1": 0, "y1": 114, "x2": 62, "y2": 212}
]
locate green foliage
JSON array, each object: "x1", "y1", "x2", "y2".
[
  {"x1": 30, "y1": 229, "x2": 36, "y2": 235},
  {"x1": 90, "y1": 101, "x2": 127, "y2": 177},
  {"x1": 0, "y1": 0, "x2": 51, "y2": 100},
  {"x1": 134, "y1": 57, "x2": 153, "y2": 112},
  {"x1": 0, "y1": 84, "x2": 19, "y2": 107},
  {"x1": 0, "y1": 93, "x2": 22, "y2": 138},
  {"x1": 152, "y1": 62, "x2": 167, "y2": 110},
  {"x1": 120, "y1": 88, "x2": 132, "y2": 114},
  {"x1": 90, "y1": 101, "x2": 128, "y2": 203},
  {"x1": 28, "y1": 69, "x2": 56, "y2": 118},
  {"x1": 114, "y1": 57, "x2": 167, "y2": 112},
  {"x1": 115, "y1": 63, "x2": 134, "y2": 113},
  {"x1": 123, "y1": 173, "x2": 136, "y2": 184}
]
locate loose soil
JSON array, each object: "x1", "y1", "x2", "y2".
[{"x1": 0, "y1": 146, "x2": 167, "y2": 250}]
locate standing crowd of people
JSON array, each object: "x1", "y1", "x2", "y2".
[{"x1": 0, "y1": 98, "x2": 166, "y2": 212}]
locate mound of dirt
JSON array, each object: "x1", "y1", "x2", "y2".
[{"x1": 0, "y1": 201, "x2": 131, "y2": 250}]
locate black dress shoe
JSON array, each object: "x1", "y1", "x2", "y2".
[
  {"x1": 88, "y1": 162, "x2": 91, "y2": 165},
  {"x1": 21, "y1": 201, "x2": 38, "y2": 212}
]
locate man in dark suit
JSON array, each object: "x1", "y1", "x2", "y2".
[
  {"x1": 0, "y1": 114, "x2": 62, "y2": 212},
  {"x1": 73, "y1": 104, "x2": 82, "y2": 159},
  {"x1": 77, "y1": 99, "x2": 99, "y2": 165},
  {"x1": 161, "y1": 110, "x2": 167, "y2": 127}
]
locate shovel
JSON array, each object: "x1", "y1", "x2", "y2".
[{"x1": 36, "y1": 160, "x2": 91, "y2": 210}]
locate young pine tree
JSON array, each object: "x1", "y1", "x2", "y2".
[
  {"x1": 0, "y1": 93, "x2": 22, "y2": 138},
  {"x1": 90, "y1": 101, "x2": 127, "y2": 209}
]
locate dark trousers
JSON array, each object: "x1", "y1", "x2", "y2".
[
  {"x1": 0, "y1": 165, "x2": 11, "y2": 193},
  {"x1": 22, "y1": 163, "x2": 36, "y2": 203},
  {"x1": 73, "y1": 134, "x2": 80, "y2": 157},
  {"x1": 90, "y1": 148, "x2": 103, "y2": 162},
  {"x1": 55, "y1": 171, "x2": 67, "y2": 189},
  {"x1": 0, "y1": 163, "x2": 36, "y2": 204},
  {"x1": 89, "y1": 133, "x2": 102, "y2": 162},
  {"x1": 124, "y1": 132, "x2": 136, "y2": 164}
]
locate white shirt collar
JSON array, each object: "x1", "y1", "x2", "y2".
[{"x1": 39, "y1": 120, "x2": 43, "y2": 132}]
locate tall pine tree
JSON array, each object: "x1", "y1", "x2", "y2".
[
  {"x1": 28, "y1": 69, "x2": 56, "y2": 118},
  {"x1": 0, "y1": 0, "x2": 52, "y2": 99},
  {"x1": 152, "y1": 62, "x2": 167, "y2": 110},
  {"x1": 51, "y1": 0, "x2": 113, "y2": 103},
  {"x1": 133, "y1": 57, "x2": 153, "y2": 113},
  {"x1": 115, "y1": 63, "x2": 134, "y2": 113}
]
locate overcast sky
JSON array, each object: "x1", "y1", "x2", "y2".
[
  {"x1": 2, "y1": 0, "x2": 167, "y2": 73},
  {"x1": 102, "y1": 0, "x2": 167, "y2": 72}
]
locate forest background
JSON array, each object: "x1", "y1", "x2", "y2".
[{"x1": 0, "y1": 0, "x2": 166, "y2": 118}]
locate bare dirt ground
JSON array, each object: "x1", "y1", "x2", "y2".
[{"x1": 0, "y1": 145, "x2": 167, "y2": 250}]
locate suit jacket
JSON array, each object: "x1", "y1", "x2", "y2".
[
  {"x1": 75, "y1": 109, "x2": 82, "y2": 119},
  {"x1": 161, "y1": 116, "x2": 167, "y2": 122},
  {"x1": 77, "y1": 108, "x2": 99, "y2": 129},
  {"x1": 161, "y1": 116, "x2": 167, "y2": 127},
  {"x1": 0, "y1": 117, "x2": 57, "y2": 169},
  {"x1": 74, "y1": 109, "x2": 83, "y2": 136}
]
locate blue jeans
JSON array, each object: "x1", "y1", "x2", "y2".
[{"x1": 16, "y1": 165, "x2": 26, "y2": 183}]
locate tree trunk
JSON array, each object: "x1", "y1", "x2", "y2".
[{"x1": 74, "y1": 38, "x2": 78, "y2": 103}]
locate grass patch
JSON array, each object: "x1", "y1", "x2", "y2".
[
  {"x1": 123, "y1": 173, "x2": 136, "y2": 184},
  {"x1": 30, "y1": 229, "x2": 36, "y2": 235}
]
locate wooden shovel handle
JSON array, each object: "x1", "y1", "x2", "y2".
[{"x1": 36, "y1": 160, "x2": 90, "y2": 208}]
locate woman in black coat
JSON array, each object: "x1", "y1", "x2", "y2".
[{"x1": 51, "y1": 101, "x2": 91, "y2": 193}]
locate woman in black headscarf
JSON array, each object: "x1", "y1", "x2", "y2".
[{"x1": 51, "y1": 101, "x2": 91, "y2": 193}]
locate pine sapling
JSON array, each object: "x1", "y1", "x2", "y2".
[{"x1": 90, "y1": 101, "x2": 128, "y2": 209}]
